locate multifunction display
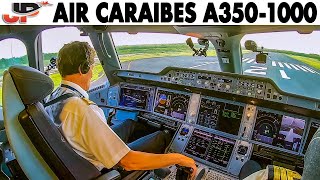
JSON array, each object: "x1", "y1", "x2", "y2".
[
  {"x1": 184, "y1": 129, "x2": 236, "y2": 168},
  {"x1": 119, "y1": 84, "x2": 153, "y2": 111},
  {"x1": 154, "y1": 89, "x2": 190, "y2": 120},
  {"x1": 197, "y1": 98, "x2": 244, "y2": 135},
  {"x1": 252, "y1": 110, "x2": 305, "y2": 152}
]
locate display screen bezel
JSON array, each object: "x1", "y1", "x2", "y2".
[
  {"x1": 182, "y1": 128, "x2": 237, "y2": 171},
  {"x1": 153, "y1": 87, "x2": 192, "y2": 121},
  {"x1": 251, "y1": 107, "x2": 308, "y2": 154},
  {"x1": 302, "y1": 119, "x2": 320, "y2": 154},
  {"x1": 196, "y1": 96, "x2": 246, "y2": 136},
  {"x1": 118, "y1": 83, "x2": 155, "y2": 112}
]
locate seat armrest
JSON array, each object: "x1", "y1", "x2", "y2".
[{"x1": 96, "y1": 170, "x2": 121, "y2": 180}]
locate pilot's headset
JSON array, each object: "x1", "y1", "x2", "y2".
[{"x1": 79, "y1": 43, "x2": 92, "y2": 74}]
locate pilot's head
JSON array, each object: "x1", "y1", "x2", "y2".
[{"x1": 57, "y1": 41, "x2": 96, "y2": 91}]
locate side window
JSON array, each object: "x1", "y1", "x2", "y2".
[
  {"x1": 41, "y1": 27, "x2": 106, "y2": 88},
  {"x1": 0, "y1": 39, "x2": 28, "y2": 105}
]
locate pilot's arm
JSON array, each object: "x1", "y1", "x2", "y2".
[{"x1": 60, "y1": 98, "x2": 197, "y2": 177}]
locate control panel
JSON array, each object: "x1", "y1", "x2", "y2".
[
  {"x1": 106, "y1": 82, "x2": 315, "y2": 157},
  {"x1": 116, "y1": 68, "x2": 320, "y2": 110},
  {"x1": 161, "y1": 70, "x2": 287, "y2": 103},
  {"x1": 101, "y1": 68, "x2": 320, "y2": 179},
  {"x1": 196, "y1": 97, "x2": 245, "y2": 135},
  {"x1": 167, "y1": 125, "x2": 252, "y2": 177}
]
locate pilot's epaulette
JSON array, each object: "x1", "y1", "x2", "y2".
[{"x1": 81, "y1": 98, "x2": 96, "y2": 105}]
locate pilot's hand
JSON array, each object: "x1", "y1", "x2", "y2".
[{"x1": 177, "y1": 155, "x2": 197, "y2": 179}]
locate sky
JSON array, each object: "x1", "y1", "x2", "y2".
[{"x1": 0, "y1": 27, "x2": 320, "y2": 59}]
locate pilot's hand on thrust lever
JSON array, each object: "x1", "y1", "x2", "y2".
[{"x1": 177, "y1": 155, "x2": 197, "y2": 179}]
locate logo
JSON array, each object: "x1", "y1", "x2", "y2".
[{"x1": 2, "y1": 2, "x2": 52, "y2": 24}]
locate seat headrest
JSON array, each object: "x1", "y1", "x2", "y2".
[{"x1": 8, "y1": 66, "x2": 54, "y2": 105}]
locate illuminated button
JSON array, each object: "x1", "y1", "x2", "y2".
[
  {"x1": 246, "y1": 113, "x2": 252, "y2": 119},
  {"x1": 225, "y1": 84, "x2": 230, "y2": 89},
  {"x1": 180, "y1": 128, "x2": 189, "y2": 136}
]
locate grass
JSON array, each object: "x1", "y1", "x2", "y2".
[
  {"x1": 49, "y1": 73, "x2": 62, "y2": 89},
  {"x1": 286, "y1": 55, "x2": 320, "y2": 70},
  {"x1": 117, "y1": 43, "x2": 197, "y2": 55},
  {"x1": 48, "y1": 64, "x2": 105, "y2": 89},
  {"x1": 119, "y1": 51, "x2": 218, "y2": 62},
  {"x1": 117, "y1": 43, "x2": 217, "y2": 62}
]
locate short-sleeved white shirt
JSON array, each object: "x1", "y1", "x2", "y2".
[{"x1": 49, "y1": 81, "x2": 130, "y2": 170}]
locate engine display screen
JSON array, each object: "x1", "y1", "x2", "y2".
[
  {"x1": 119, "y1": 85, "x2": 153, "y2": 111},
  {"x1": 154, "y1": 89, "x2": 190, "y2": 120},
  {"x1": 184, "y1": 129, "x2": 235, "y2": 168},
  {"x1": 197, "y1": 98, "x2": 244, "y2": 135},
  {"x1": 252, "y1": 110, "x2": 305, "y2": 152},
  {"x1": 303, "y1": 122, "x2": 320, "y2": 154}
]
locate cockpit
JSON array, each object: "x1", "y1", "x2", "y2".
[{"x1": 0, "y1": 25, "x2": 319, "y2": 179}]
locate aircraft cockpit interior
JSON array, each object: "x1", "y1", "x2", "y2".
[
  {"x1": 98, "y1": 67, "x2": 315, "y2": 179},
  {"x1": 0, "y1": 25, "x2": 320, "y2": 180}
]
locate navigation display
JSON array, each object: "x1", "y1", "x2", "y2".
[
  {"x1": 303, "y1": 122, "x2": 320, "y2": 154},
  {"x1": 252, "y1": 110, "x2": 305, "y2": 152},
  {"x1": 119, "y1": 85, "x2": 153, "y2": 111},
  {"x1": 197, "y1": 98, "x2": 244, "y2": 135},
  {"x1": 154, "y1": 89, "x2": 190, "y2": 120},
  {"x1": 184, "y1": 129, "x2": 235, "y2": 168}
]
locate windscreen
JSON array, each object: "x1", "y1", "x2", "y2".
[
  {"x1": 241, "y1": 31, "x2": 320, "y2": 99},
  {"x1": 111, "y1": 32, "x2": 218, "y2": 73}
]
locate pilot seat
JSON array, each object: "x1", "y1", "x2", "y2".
[{"x1": 2, "y1": 65, "x2": 120, "y2": 180}]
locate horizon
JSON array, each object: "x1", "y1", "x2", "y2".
[{"x1": 0, "y1": 27, "x2": 320, "y2": 59}]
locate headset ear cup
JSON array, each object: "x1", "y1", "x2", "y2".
[{"x1": 81, "y1": 61, "x2": 90, "y2": 74}]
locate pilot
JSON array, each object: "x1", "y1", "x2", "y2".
[{"x1": 44, "y1": 41, "x2": 197, "y2": 178}]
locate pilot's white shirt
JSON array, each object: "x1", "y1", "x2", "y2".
[{"x1": 57, "y1": 80, "x2": 130, "y2": 170}]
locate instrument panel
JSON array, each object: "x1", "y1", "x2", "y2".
[
  {"x1": 119, "y1": 83, "x2": 154, "y2": 111},
  {"x1": 251, "y1": 110, "x2": 305, "y2": 152},
  {"x1": 197, "y1": 98, "x2": 244, "y2": 135},
  {"x1": 104, "y1": 68, "x2": 320, "y2": 178},
  {"x1": 154, "y1": 89, "x2": 190, "y2": 121},
  {"x1": 184, "y1": 129, "x2": 236, "y2": 168}
]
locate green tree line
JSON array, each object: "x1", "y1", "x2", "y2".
[{"x1": 264, "y1": 48, "x2": 320, "y2": 61}]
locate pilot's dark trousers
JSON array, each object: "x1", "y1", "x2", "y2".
[{"x1": 111, "y1": 119, "x2": 171, "y2": 153}]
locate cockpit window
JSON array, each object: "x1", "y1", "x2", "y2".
[
  {"x1": 0, "y1": 38, "x2": 28, "y2": 106},
  {"x1": 241, "y1": 31, "x2": 320, "y2": 99},
  {"x1": 111, "y1": 32, "x2": 217, "y2": 73},
  {"x1": 41, "y1": 27, "x2": 105, "y2": 88}
]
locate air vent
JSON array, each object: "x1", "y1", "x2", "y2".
[{"x1": 88, "y1": 84, "x2": 106, "y2": 93}]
